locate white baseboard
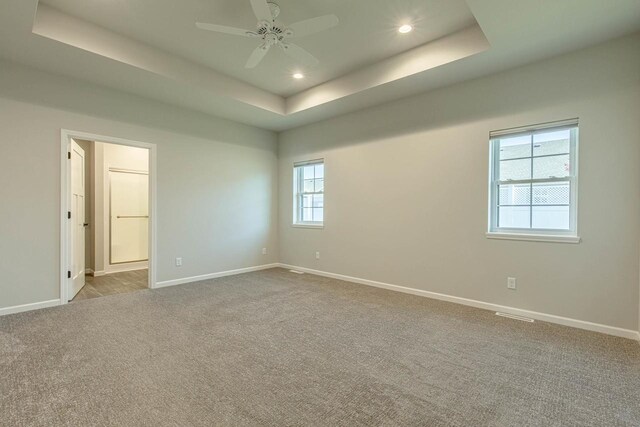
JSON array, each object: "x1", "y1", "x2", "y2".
[
  {"x1": 85, "y1": 268, "x2": 94, "y2": 275},
  {"x1": 0, "y1": 299, "x2": 61, "y2": 317},
  {"x1": 278, "y1": 264, "x2": 640, "y2": 341},
  {"x1": 4, "y1": 264, "x2": 638, "y2": 344},
  {"x1": 93, "y1": 270, "x2": 106, "y2": 277},
  {"x1": 105, "y1": 261, "x2": 148, "y2": 275},
  {"x1": 154, "y1": 263, "x2": 280, "y2": 289}
]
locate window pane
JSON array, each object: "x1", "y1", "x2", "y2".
[
  {"x1": 532, "y1": 182, "x2": 570, "y2": 205},
  {"x1": 499, "y1": 184, "x2": 530, "y2": 206},
  {"x1": 302, "y1": 195, "x2": 313, "y2": 208},
  {"x1": 499, "y1": 158, "x2": 531, "y2": 181},
  {"x1": 532, "y1": 206, "x2": 570, "y2": 230},
  {"x1": 303, "y1": 179, "x2": 315, "y2": 192},
  {"x1": 491, "y1": 124, "x2": 577, "y2": 234},
  {"x1": 498, "y1": 206, "x2": 530, "y2": 229},
  {"x1": 533, "y1": 154, "x2": 570, "y2": 179},
  {"x1": 533, "y1": 129, "x2": 570, "y2": 157},
  {"x1": 303, "y1": 165, "x2": 315, "y2": 180},
  {"x1": 498, "y1": 135, "x2": 531, "y2": 160},
  {"x1": 295, "y1": 167, "x2": 302, "y2": 188},
  {"x1": 295, "y1": 161, "x2": 325, "y2": 224}
]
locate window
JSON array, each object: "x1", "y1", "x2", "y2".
[
  {"x1": 293, "y1": 160, "x2": 324, "y2": 226},
  {"x1": 488, "y1": 119, "x2": 579, "y2": 242}
]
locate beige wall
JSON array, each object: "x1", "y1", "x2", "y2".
[
  {"x1": 102, "y1": 142, "x2": 149, "y2": 171},
  {"x1": 0, "y1": 61, "x2": 279, "y2": 309},
  {"x1": 278, "y1": 33, "x2": 640, "y2": 331}
]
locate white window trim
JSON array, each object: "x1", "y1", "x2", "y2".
[
  {"x1": 292, "y1": 223, "x2": 324, "y2": 229},
  {"x1": 293, "y1": 159, "x2": 324, "y2": 227},
  {"x1": 487, "y1": 119, "x2": 580, "y2": 243},
  {"x1": 486, "y1": 232, "x2": 580, "y2": 244}
]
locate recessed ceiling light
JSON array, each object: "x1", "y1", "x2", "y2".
[
  {"x1": 398, "y1": 24, "x2": 413, "y2": 34},
  {"x1": 293, "y1": 73, "x2": 304, "y2": 79}
]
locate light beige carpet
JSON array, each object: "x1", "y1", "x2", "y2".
[{"x1": 1, "y1": 268, "x2": 639, "y2": 426}]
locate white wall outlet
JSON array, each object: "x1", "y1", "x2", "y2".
[
  {"x1": 176, "y1": 257, "x2": 183, "y2": 267},
  {"x1": 315, "y1": 251, "x2": 320, "y2": 260},
  {"x1": 507, "y1": 277, "x2": 517, "y2": 290},
  {"x1": 262, "y1": 248, "x2": 267, "y2": 255}
]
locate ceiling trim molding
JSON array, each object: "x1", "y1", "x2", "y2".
[
  {"x1": 286, "y1": 25, "x2": 489, "y2": 114},
  {"x1": 31, "y1": 3, "x2": 488, "y2": 118},
  {"x1": 33, "y1": 3, "x2": 286, "y2": 115}
]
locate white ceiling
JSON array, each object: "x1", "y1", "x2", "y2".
[
  {"x1": 0, "y1": 0, "x2": 639, "y2": 131},
  {"x1": 41, "y1": 0, "x2": 477, "y2": 97}
]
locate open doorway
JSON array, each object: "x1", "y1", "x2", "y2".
[{"x1": 61, "y1": 131, "x2": 156, "y2": 303}]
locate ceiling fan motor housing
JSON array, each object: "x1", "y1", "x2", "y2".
[{"x1": 256, "y1": 20, "x2": 289, "y2": 45}]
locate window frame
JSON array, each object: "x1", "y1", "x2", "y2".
[
  {"x1": 293, "y1": 159, "x2": 324, "y2": 228},
  {"x1": 487, "y1": 120, "x2": 580, "y2": 243}
]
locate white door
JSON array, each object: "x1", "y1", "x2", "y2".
[
  {"x1": 70, "y1": 141, "x2": 86, "y2": 299},
  {"x1": 110, "y1": 171, "x2": 149, "y2": 264}
]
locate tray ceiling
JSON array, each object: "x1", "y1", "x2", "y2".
[
  {"x1": 0, "y1": 0, "x2": 638, "y2": 130},
  {"x1": 40, "y1": 0, "x2": 477, "y2": 97}
]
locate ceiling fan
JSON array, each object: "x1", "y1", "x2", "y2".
[{"x1": 196, "y1": 0, "x2": 339, "y2": 69}]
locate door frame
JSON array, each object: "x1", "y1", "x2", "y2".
[{"x1": 60, "y1": 129, "x2": 158, "y2": 304}]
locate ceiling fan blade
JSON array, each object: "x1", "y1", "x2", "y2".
[
  {"x1": 245, "y1": 44, "x2": 270, "y2": 68},
  {"x1": 280, "y1": 43, "x2": 319, "y2": 67},
  {"x1": 250, "y1": 0, "x2": 273, "y2": 22},
  {"x1": 196, "y1": 23, "x2": 257, "y2": 37},
  {"x1": 287, "y1": 15, "x2": 339, "y2": 38}
]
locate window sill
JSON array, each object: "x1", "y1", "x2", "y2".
[
  {"x1": 293, "y1": 223, "x2": 324, "y2": 229},
  {"x1": 486, "y1": 232, "x2": 580, "y2": 244}
]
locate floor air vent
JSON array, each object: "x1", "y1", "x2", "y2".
[{"x1": 495, "y1": 312, "x2": 535, "y2": 322}]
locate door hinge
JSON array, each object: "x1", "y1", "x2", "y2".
[
  {"x1": 68, "y1": 152, "x2": 71, "y2": 159},
  {"x1": 68, "y1": 211, "x2": 71, "y2": 219},
  {"x1": 67, "y1": 271, "x2": 71, "y2": 279}
]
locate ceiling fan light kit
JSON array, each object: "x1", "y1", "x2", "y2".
[{"x1": 196, "y1": 0, "x2": 339, "y2": 69}]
